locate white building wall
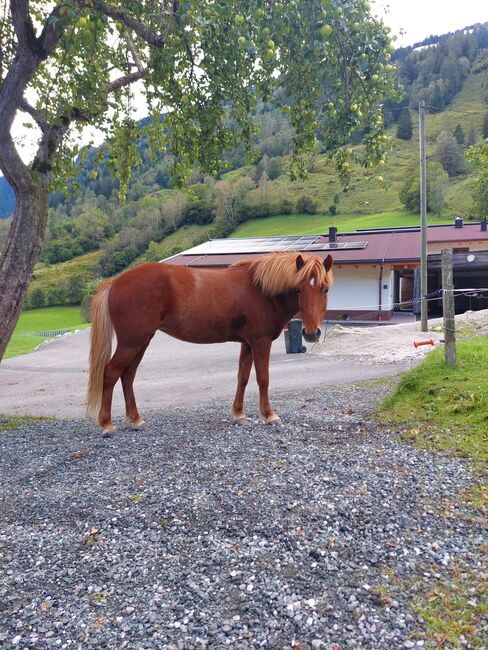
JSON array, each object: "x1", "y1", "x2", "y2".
[{"x1": 328, "y1": 264, "x2": 395, "y2": 313}]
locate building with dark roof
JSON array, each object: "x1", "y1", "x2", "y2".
[{"x1": 163, "y1": 218, "x2": 488, "y2": 321}]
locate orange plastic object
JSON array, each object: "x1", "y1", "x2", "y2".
[{"x1": 413, "y1": 339, "x2": 435, "y2": 348}]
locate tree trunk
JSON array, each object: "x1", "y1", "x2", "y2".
[{"x1": 0, "y1": 179, "x2": 49, "y2": 360}]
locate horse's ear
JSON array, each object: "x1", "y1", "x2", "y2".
[
  {"x1": 296, "y1": 255, "x2": 305, "y2": 271},
  {"x1": 324, "y1": 255, "x2": 333, "y2": 272}
]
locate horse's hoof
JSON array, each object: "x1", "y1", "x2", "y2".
[
  {"x1": 233, "y1": 416, "x2": 252, "y2": 427},
  {"x1": 101, "y1": 422, "x2": 116, "y2": 438},
  {"x1": 123, "y1": 416, "x2": 146, "y2": 430},
  {"x1": 259, "y1": 413, "x2": 282, "y2": 425}
]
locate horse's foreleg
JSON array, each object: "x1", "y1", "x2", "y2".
[
  {"x1": 121, "y1": 338, "x2": 152, "y2": 429},
  {"x1": 252, "y1": 338, "x2": 281, "y2": 425},
  {"x1": 231, "y1": 342, "x2": 253, "y2": 424},
  {"x1": 99, "y1": 344, "x2": 144, "y2": 436}
]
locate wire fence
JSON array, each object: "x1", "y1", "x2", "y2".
[{"x1": 323, "y1": 288, "x2": 488, "y2": 325}]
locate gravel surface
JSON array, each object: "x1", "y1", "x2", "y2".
[{"x1": 0, "y1": 383, "x2": 485, "y2": 649}]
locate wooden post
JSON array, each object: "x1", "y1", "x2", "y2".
[
  {"x1": 441, "y1": 248, "x2": 456, "y2": 367},
  {"x1": 419, "y1": 100, "x2": 428, "y2": 332}
]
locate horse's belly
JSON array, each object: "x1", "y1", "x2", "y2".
[{"x1": 159, "y1": 319, "x2": 241, "y2": 345}]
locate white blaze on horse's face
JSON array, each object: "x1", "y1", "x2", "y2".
[{"x1": 298, "y1": 277, "x2": 328, "y2": 343}]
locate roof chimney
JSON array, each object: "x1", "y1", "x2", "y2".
[
  {"x1": 481, "y1": 218, "x2": 487, "y2": 232},
  {"x1": 329, "y1": 226, "x2": 337, "y2": 242},
  {"x1": 454, "y1": 216, "x2": 463, "y2": 229}
]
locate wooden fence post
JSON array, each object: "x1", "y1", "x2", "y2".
[{"x1": 441, "y1": 248, "x2": 456, "y2": 367}]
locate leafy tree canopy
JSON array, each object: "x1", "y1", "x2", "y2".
[
  {"x1": 0, "y1": 0, "x2": 399, "y2": 360},
  {"x1": 466, "y1": 143, "x2": 488, "y2": 217},
  {"x1": 0, "y1": 0, "x2": 399, "y2": 196}
]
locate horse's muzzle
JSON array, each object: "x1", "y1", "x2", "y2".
[{"x1": 302, "y1": 328, "x2": 321, "y2": 343}]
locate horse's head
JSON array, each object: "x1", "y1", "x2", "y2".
[{"x1": 296, "y1": 254, "x2": 333, "y2": 343}]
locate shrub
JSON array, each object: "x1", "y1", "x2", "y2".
[
  {"x1": 29, "y1": 287, "x2": 46, "y2": 309},
  {"x1": 280, "y1": 198, "x2": 295, "y2": 214},
  {"x1": 296, "y1": 195, "x2": 318, "y2": 214},
  {"x1": 46, "y1": 286, "x2": 66, "y2": 306}
]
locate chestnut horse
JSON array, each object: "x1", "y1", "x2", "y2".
[{"x1": 86, "y1": 252, "x2": 333, "y2": 436}]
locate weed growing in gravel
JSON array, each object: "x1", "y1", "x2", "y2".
[
  {"x1": 412, "y1": 568, "x2": 488, "y2": 649},
  {"x1": 0, "y1": 414, "x2": 52, "y2": 431}
]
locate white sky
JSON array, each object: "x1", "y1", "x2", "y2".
[
  {"x1": 6, "y1": 1, "x2": 488, "y2": 168},
  {"x1": 372, "y1": 0, "x2": 487, "y2": 47}
]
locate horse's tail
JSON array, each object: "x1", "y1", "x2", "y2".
[{"x1": 86, "y1": 281, "x2": 114, "y2": 421}]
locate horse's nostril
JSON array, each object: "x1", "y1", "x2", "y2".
[{"x1": 316, "y1": 328, "x2": 322, "y2": 338}]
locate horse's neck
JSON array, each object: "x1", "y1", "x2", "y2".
[{"x1": 271, "y1": 292, "x2": 300, "y2": 321}]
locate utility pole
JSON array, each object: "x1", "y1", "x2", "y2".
[
  {"x1": 441, "y1": 248, "x2": 456, "y2": 367},
  {"x1": 419, "y1": 100, "x2": 428, "y2": 331}
]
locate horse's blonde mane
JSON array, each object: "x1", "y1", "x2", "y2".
[{"x1": 233, "y1": 252, "x2": 333, "y2": 296}]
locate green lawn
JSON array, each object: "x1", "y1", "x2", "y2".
[
  {"x1": 5, "y1": 306, "x2": 90, "y2": 359},
  {"x1": 231, "y1": 210, "x2": 449, "y2": 238},
  {"x1": 380, "y1": 336, "x2": 488, "y2": 465}
]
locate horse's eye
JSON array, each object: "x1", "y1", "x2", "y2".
[{"x1": 323, "y1": 288, "x2": 329, "y2": 294}]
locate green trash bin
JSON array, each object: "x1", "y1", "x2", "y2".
[{"x1": 284, "y1": 319, "x2": 306, "y2": 354}]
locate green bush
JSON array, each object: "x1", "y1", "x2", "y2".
[
  {"x1": 29, "y1": 287, "x2": 46, "y2": 309},
  {"x1": 296, "y1": 195, "x2": 318, "y2": 214}
]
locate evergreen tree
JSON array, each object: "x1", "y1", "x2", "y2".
[
  {"x1": 396, "y1": 108, "x2": 413, "y2": 140},
  {"x1": 399, "y1": 162, "x2": 449, "y2": 215},
  {"x1": 435, "y1": 131, "x2": 466, "y2": 176},
  {"x1": 453, "y1": 123, "x2": 465, "y2": 145},
  {"x1": 466, "y1": 122, "x2": 477, "y2": 147}
]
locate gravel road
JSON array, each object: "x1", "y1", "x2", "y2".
[{"x1": 0, "y1": 382, "x2": 485, "y2": 649}]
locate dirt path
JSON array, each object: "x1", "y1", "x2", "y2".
[{"x1": 313, "y1": 309, "x2": 488, "y2": 365}]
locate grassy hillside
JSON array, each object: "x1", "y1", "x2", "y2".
[
  {"x1": 228, "y1": 55, "x2": 488, "y2": 237},
  {"x1": 5, "y1": 306, "x2": 89, "y2": 359},
  {"x1": 31, "y1": 251, "x2": 102, "y2": 288},
  {"x1": 232, "y1": 210, "x2": 426, "y2": 238},
  {"x1": 132, "y1": 223, "x2": 215, "y2": 265}
]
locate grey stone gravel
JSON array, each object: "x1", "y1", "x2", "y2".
[{"x1": 0, "y1": 383, "x2": 485, "y2": 649}]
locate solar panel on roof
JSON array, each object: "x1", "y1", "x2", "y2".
[{"x1": 182, "y1": 236, "x2": 367, "y2": 255}]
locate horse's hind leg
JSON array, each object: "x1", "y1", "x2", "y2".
[
  {"x1": 99, "y1": 343, "x2": 146, "y2": 436},
  {"x1": 231, "y1": 342, "x2": 253, "y2": 424},
  {"x1": 121, "y1": 338, "x2": 152, "y2": 429}
]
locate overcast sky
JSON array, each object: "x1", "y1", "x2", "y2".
[{"x1": 372, "y1": 0, "x2": 487, "y2": 47}]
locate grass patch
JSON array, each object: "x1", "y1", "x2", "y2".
[
  {"x1": 0, "y1": 414, "x2": 52, "y2": 431},
  {"x1": 231, "y1": 210, "x2": 449, "y2": 238},
  {"x1": 4, "y1": 306, "x2": 89, "y2": 359},
  {"x1": 379, "y1": 336, "x2": 488, "y2": 465},
  {"x1": 412, "y1": 568, "x2": 488, "y2": 649}
]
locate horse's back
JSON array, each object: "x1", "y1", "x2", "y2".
[{"x1": 108, "y1": 262, "x2": 261, "y2": 344}]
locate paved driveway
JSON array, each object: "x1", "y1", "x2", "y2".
[{"x1": 0, "y1": 329, "x2": 405, "y2": 420}]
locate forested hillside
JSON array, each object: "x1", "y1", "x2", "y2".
[{"x1": 2, "y1": 21, "x2": 488, "y2": 311}]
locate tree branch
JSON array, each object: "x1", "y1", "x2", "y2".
[
  {"x1": 122, "y1": 32, "x2": 145, "y2": 72},
  {"x1": 106, "y1": 67, "x2": 148, "y2": 94},
  {"x1": 9, "y1": 0, "x2": 35, "y2": 48},
  {"x1": 37, "y1": 4, "x2": 67, "y2": 59},
  {"x1": 18, "y1": 98, "x2": 48, "y2": 132},
  {"x1": 90, "y1": 0, "x2": 165, "y2": 48}
]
